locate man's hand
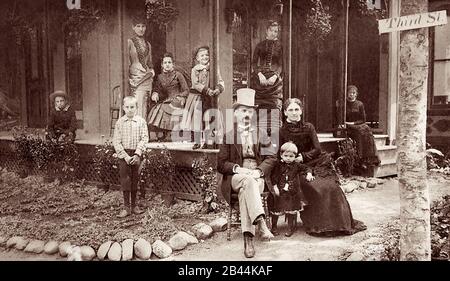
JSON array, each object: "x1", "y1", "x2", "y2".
[
  {"x1": 130, "y1": 155, "x2": 141, "y2": 166},
  {"x1": 249, "y1": 169, "x2": 262, "y2": 179},
  {"x1": 151, "y1": 92, "x2": 159, "y2": 103},
  {"x1": 273, "y1": 185, "x2": 280, "y2": 196},
  {"x1": 208, "y1": 89, "x2": 220, "y2": 97},
  {"x1": 235, "y1": 167, "x2": 253, "y2": 175},
  {"x1": 306, "y1": 172, "x2": 315, "y2": 182}
]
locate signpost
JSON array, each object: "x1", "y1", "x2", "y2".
[
  {"x1": 378, "y1": 10, "x2": 447, "y2": 34},
  {"x1": 379, "y1": 5, "x2": 448, "y2": 260}
]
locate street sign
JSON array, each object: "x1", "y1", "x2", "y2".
[{"x1": 378, "y1": 10, "x2": 447, "y2": 34}]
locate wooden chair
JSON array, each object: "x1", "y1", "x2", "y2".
[
  {"x1": 110, "y1": 85, "x2": 122, "y2": 137},
  {"x1": 227, "y1": 191, "x2": 271, "y2": 241}
]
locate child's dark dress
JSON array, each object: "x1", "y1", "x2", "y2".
[
  {"x1": 269, "y1": 161, "x2": 310, "y2": 215},
  {"x1": 47, "y1": 105, "x2": 77, "y2": 142}
]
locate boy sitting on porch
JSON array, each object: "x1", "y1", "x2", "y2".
[
  {"x1": 113, "y1": 96, "x2": 149, "y2": 218},
  {"x1": 47, "y1": 90, "x2": 77, "y2": 143}
]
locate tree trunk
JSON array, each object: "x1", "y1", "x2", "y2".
[{"x1": 398, "y1": 0, "x2": 431, "y2": 261}]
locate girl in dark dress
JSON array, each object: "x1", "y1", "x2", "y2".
[
  {"x1": 345, "y1": 85, "x2": 381, "y2": 171},
  {"x1": 280, "y1": 98, "x2": 366, "y2": 236},
  {"x1": 269, "y1": 142, "x2": 312, "y2": 237}
]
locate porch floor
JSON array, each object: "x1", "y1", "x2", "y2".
[{"x1": 0, "y1": 131, "x2": 388, "y2": 150}]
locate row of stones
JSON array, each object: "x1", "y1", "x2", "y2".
[
  {"x1": 340, "y1": 177, "x2": 385, "y2": 193},
  {"x1": 0, "y1": 218, "x2": 228, "y2": 261}
]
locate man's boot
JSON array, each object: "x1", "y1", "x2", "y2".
[
  {"x1": 271, "y1": 215, "x2": 279, "y2": 236},
  {"x1": 243, "y1": 232, "x2": 255, "y2": 258},
  {"x1": 285, "y1": 214, "x2": 296, "y2": 237},
  {"x1": 256, "y1": 216, "x2": 274, "y2": 241}
]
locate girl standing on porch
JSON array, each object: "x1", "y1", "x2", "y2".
[
  {"x1": 128, "y1": 15, "x2": 155, "y2": 119},
  {"x1": 147, "y1": 53, "x2": 190, "y2": 141},
  {"x1": 345, "y1": 85, "x2": 381, "y2": 173},
  {"x1": 280, "y1": 98, "x2": 367, "y2": 236},
  {"x1": 180, "y1": 46, "x2": 224, "y2": 149}
]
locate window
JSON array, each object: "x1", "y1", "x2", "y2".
[{"x1": 429, "y1": 2, "x2": 450, "y2": 108}]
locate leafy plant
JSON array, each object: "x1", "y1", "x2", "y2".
[
  {"x1": 335, "y1": 138, "x2": 358, "y2": 177},
  {"x1": 145, "y1": 0, "x2": 180, "y2": 31},
  {"x1": 139, "y1": 148, "x2": 175, "y2": 194},
  {"x1": 11, "y1": 126, "x2": 39, "y2": 170},
  {"x1": 192, "y1": 155, "x2": 219, "y2": 213},
  {"x1": 92, "y1": 139, "x2": 119, "y2": 187},
  {"x1": 11, "y1": 126, "x2": 79, "y2": 182},
  {"x1": 427, "y1": 145, "x2": 450, "y2": 175}
]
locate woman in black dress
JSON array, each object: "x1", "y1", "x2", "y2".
[
  {"x1": 345, "y1": 85, "x2": 381, "y2": 171},
  {"x1": 251, "y1": 20, "x2": 283, "y2": 137},
  {"x1": 279, "y1": 98, "x2": 366, "y2": 236}
]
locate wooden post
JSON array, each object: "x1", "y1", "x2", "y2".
[{"x1": 398, "y1": 0, "x2": 431, "y2": 261}]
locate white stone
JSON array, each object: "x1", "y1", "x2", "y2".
[
  {"x1": 59, "y1": 241, "x2": 72, "y2": 257},
  {"x1": 44, "y1": 241, "x2": 59, "y2": 255},
  {"x1": 24, "y1": 240, "x2": 45, "y2": 254},
  {"x1": 107, "y1": 242, "x2": 122, "y2": 261},
  {"x1": 176, "y1": 231, "x2": 199, "y2": 245},
  {"x1": 192, "y1": 223, "x2": 213, "y2": 240},
  {"x1": 80, "y1": 246, "x2": 96, "y2": 261},
  {"x1": 67, "y1": 246, "x2": 82, "y2": 261},
  {"x1": 97, "y1": 241, "x2": 112, "y2": 261},
  {"x1": 168, "y1": 234, "x2": 188, "y2": 251},
  {"x1": 121, "y1": 239, "x2": 134, "y2": 261},
  {"x1": 0, "y1": 236, "x2": 7, "y2": 246},
  {"x1": 134, "y1": 239, "x2": 152, "y2": 260},
  {"x1": 342, "y1": 182, "x2": 358, "y2": 193},
  {"x1": 15, "y1": 237, "x2": 29, "y2": 250},
  {"x1": 346, "y1": 252, "x2": 365, "y2": 261},
  {"x1": 6, "y1": 236, "x2": 20, "y2": 248},
  {"x1": 209, "y1": 218, "x2": 228, "y2": 232},
  {"x1": 359, "y1": 181, "x2": 368, "y2": 189},
  {"x1": 152, "y1": 240, "x2": 172, "y2": 259}
]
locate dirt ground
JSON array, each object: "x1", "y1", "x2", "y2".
[{"x1": 1, "y1": 172, "x2": 449, "y2": 261}]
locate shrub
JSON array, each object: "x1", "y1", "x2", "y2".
[
  {"x1": 139, "y1": 148, "x2": 175, "y2": 194},
  {"x1": 192, "y1": 155, "x2": 219, "y2": 213}
]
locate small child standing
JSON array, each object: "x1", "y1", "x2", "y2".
[
  {"x1": 47, "y1": 91, "x2": 77, "y2": 143},
  {"x1": 113, "y1": 96, "x2": 149, "y2": 218},
  {"x1": 269, "y1": 142, "x2": 314, "y2": 237}
]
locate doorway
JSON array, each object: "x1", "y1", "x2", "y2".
[{"x1": 23, "y1": 23, "x2": 51, "y2": 128}]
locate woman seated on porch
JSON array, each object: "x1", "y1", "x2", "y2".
[
  {"x1": 147, "y1": 53, "x2": 190, "y2": 141},
  {"x1": 279, "y1": 98, "x2": 366, "y2": 237},
  {"x1": 344, "y1": 85, "x2": 381, "y2": 173}
]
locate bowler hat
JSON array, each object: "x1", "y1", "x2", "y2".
[
  {"x1": 233, "y1": 88, "x2": 258, "y2": 109},
  {"x1": 49, "y1": 90, "x2": 68, "y2": 102}
]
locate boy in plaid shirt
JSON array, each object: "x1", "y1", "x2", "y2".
[{"x1": 113, "y1": 96, "x2": 149, "y2": 218}]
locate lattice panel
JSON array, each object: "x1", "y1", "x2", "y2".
[{"x1": 0, "y1": 140, "x2": 204, "y2": 201}]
